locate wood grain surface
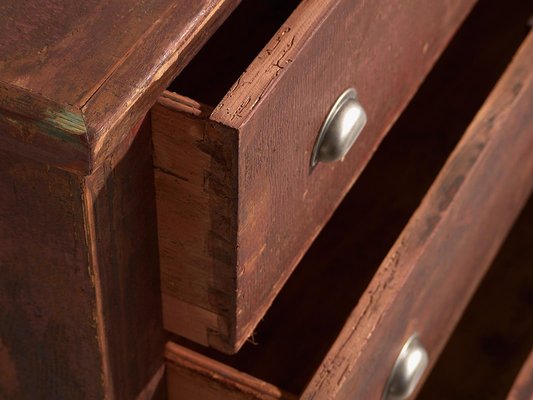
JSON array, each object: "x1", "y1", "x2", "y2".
[
  {"x1": 155, "y1": 0, "x2": 474, "y2": 352},
  {"x1": 419, "y1": 196, "x2": 533, "y2": 400},
  {"x1": 166, "y1": 0, "x2": 533, "y2": 388},
  {"x1": 83, "y1": 116, "x2": 166, "y2": 400},
  {"x1": 0, "y1": 1, "x2": 241, "y2": 397},
  {"x1": 0, "y1": 115, "x2": 166, "y2": 399},
  {"x1": 0, "y1": 151, "x2": 104, "y2": 399},
  {"x1": 0, "y1": 0, "x2": 239, "y2": 173}
]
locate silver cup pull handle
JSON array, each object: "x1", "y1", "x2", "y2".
[
  {"x1": 311, "y1": 88, "x2": 367, "y2": 167},
  {"x1": 383, "y1": 334, "x2": 429, "y2": 400}
]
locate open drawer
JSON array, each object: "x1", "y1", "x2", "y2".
[
  {"x1": 164, "y1": 10, "x2": 533, "y2": 400},
  {"x1": 151, "y1": 0, "x2": 474, "y2": 353}
]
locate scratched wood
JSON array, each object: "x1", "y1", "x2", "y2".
[
  {"x1": 0, "y1": 0, "x2": 241, "y2": 398},
  {"x1": 0, "y1": 0, "x2": 239, "y2": 173},
  {"x1": 153, "y1": 0, "x2": 475, "y2": 352},
  {"x1": 162, "y1": 26, "x2": 533, "y2": 400}
]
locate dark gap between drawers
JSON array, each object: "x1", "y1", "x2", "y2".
[
  {"x1": 168, "y1": 0, "x2": 531, "y2": 395},
  {"x1": 167, "y1": 0, "x2": 301, "y2": 106},
  {"x1": 419, "y1": 193, "x2": 533, "y2": 400}
]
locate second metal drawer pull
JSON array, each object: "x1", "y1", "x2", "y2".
[
  {"x1": 383, "y1": 334, "x2": 429, "y2": 400},
  {"x1": 311, "y1": 87, "x2": 367, "y2": 167}
]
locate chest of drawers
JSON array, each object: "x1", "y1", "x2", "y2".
[{"x1": 0, "y1": 0, "x2": 532, "y2": 399}]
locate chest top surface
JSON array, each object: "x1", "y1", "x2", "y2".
[{"x1": 0, "y1": 0, "x2": 238, "y2": 173}]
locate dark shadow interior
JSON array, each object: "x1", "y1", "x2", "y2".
[
  {"x1": 167, "y1": 0, "x2": 301, "y2": 106},
  {"x1": 169, "y1": 0, "x2": 532, "y2": 395}
]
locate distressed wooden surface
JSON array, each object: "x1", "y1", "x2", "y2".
[
  {"x1": 165, "y1": 343, "x2": 296, "y2": 400},
  {"x1": 155, "y1": 0, "x2": 474, "y2": 352},
  {"x1": 0, "y1": 0, "x2": 241, "y2": 397},
  {"x1": 0, "y1": 151, "x2": 104, "y2": 399},
  {"x1": 217, "y1": 0, "x2": 474, "y2": 350},
  {"x1": 0, "y1": 0, "x2": 239, "y2": 174},
  {"x1": 168, "y1": 0, "x2": 301, "y2": 107}
]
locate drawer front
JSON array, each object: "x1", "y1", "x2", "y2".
[
  {"x1": 153, "y1": 0, "x2": 475, "y2": 352},
  {"x1": 163, "y1": 29, "x2": 533, "y2": 400}
]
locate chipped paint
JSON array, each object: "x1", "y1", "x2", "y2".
[{"x1": 44, "y1": 107, "x2": 86, "y2": 136}]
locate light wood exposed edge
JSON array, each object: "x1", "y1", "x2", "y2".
[{"x1": 152, "y1": 92, "x2": 239, "y2": 353}]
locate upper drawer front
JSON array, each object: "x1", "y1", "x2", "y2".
[
  {"x1": 164, "y1": 28, "x2": 533, "y2": 400},
  {"x1": 153, "y1": 0, "x2": 475, "y2": 352}
]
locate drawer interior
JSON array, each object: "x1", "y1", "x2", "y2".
[
  {"x1": 167, "y1": 0, "x2": 532, "y2": 395},
  {"x1": 418, "y1": 194, "x2": 533, "y2": 400},
  {"x1": 167, "y1": 0, "x2": 301, "y2": 107}
]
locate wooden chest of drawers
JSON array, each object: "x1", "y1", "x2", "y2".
[{"x1": 0, "y1": 0, "x2": 532, "y2": 399}]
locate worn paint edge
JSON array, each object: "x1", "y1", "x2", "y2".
[
  {"x1": 0, "y1": 80, "x2": 91, "y2": 172},
  {"x1": 81, "y1": 173, "x2": 114, "y2": 399}
]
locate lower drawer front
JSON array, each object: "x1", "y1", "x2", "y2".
[{"x1": 164, "y1": 24, "x2": 533, "y2": 400}]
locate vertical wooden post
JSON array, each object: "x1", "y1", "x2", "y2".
[{"x1": 0, "y1": 117, "x2": 165, "y2": 399}]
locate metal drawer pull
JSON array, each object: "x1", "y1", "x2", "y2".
[
  {"x1": 383, "y1": 334, "x2": 429, "y2": 400},
  {"x1": 311, "y1": 87, "x2": 367, "y2": 167}
]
